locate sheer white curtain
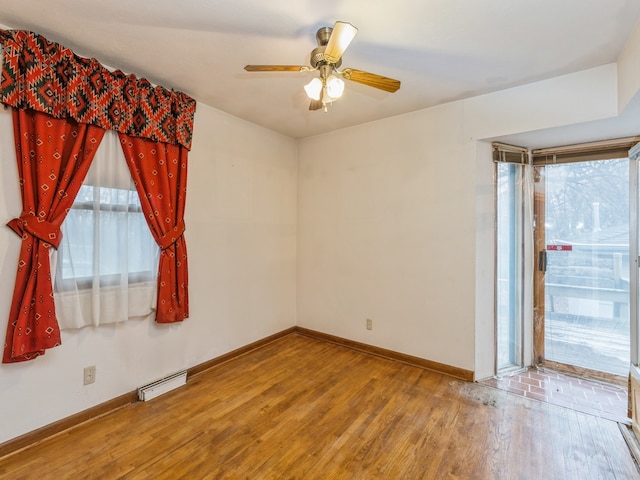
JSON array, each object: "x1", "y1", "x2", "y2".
[{"x1": 53, "y1": 130, "x2": 159, "y2": 329}]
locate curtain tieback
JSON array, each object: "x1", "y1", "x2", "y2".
[
  {"x1": 157, "y1": 220, "x2": 185, "y2": 250},
  {"x1": 7, "y1": 214, "x2": 62, "y2": 248}
]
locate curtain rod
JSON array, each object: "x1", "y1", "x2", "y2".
[
  {"x1": 492, "y1": 142, "x2": 529, "y2": 154},
  {"x1": 532, "y1": 136, "x2": 640, "y2": 156}
]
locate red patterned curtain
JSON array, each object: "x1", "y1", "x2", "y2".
[
  {"x1": 3, "y1": 109, "x2": 105, "y2": 362},
  {"x1": 0, "y1": 30, "x2": 195, "y2": 149},
  {"x1": 0, "y1": 29, "x2": 196, "y2": 362},
  {"x1": 119, "y1": 135, "x2": 189, "y2": 323}
]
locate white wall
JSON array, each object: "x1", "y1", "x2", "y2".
[
  {"x1": 473, "y1": 139, "x2": 496, "y2": 379},
  {"x1": 618, "y1": 17, "x2": 640, "y2": 112},
  {"x1": 462, "y1": 64, "x2": 619, "y2": 140},
  {"x1": 0, "y1": 103, "x2": 297, "y2": 444},
  {"x1": 297, "y1": 103, "x2": 477, "y2": 371}
]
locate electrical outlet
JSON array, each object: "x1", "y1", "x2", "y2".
[
  {"x1": 83, "y1": 365, "x2": 96, "y2": 385},
  {"x1": 366, "y1": 318, "x2": 373, "y2": 330}
]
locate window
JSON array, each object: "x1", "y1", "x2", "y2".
[
  {"x1": 53, "y1": 131, "x2": 159, "y2": 329},
  {"x1": 56, "y1": 184, "x2": 157, "y2": 290},
  {"x1": 495, "y1": 160, "x2": 525, "y2": 371}
]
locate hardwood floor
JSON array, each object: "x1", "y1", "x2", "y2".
[{"x1": 1, "y1": 333, "x2": 638, "y2": 479}]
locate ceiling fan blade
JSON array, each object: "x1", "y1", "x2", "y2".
[
  {"x1": 309, "y1": 89, "x2": 324, "y2": 111},
  {"x1": 341, "y1": 68, "x2": 401, "y2": 93},
  {"x1": 244, "y1": 65, "x2": 311, "y2": 72},
  {"x1": 309, "y1": 99, "x2": 323, "y2": 110},
  {"x1": 323, "y1": 21, "x2": 358, "y2": 64}
]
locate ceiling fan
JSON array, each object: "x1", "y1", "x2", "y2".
[{"x1": 244, "y1": 21, "x2": 401, "y2": 111}]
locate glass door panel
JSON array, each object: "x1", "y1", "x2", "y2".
[
  {"x1": 538, "y1": 159, "x2": 630, "y2": 376},
  {"x1": 496, "y1": 162, "x2": 523, "y2": 370}
]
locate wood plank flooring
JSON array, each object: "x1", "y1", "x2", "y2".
[{"x1": 1, "y1": 333, "x2": 638, "y2": 479}]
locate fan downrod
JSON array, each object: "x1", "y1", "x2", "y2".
[{"x1": 316, "y1": 27, "x2": 333, "y2": 46}]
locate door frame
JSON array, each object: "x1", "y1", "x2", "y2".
[
  {"x1": 629, "y1": 142, "x2": 640, "y2": 368},
  {"x1": 532, "y1": 166, "x2": 545, "y2": 366}
]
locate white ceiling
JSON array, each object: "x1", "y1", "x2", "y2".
[{"x1": 1, "y1": 0, "x2": 640, "y2": 142}]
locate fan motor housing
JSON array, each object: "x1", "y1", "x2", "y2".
[{"x1": 310, "y1": 46, "x2": 341, "y2": 70}]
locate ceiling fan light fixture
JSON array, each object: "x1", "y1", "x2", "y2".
[
  {"x1": 325, "y1": 75, "x2": 345, "y2": 100},
  {"x1": 245, "y1": 21, "x2": 401, "y2": 112},
  {"x1": 304, "y1": 77, "x2": 323, "y2": 100}
]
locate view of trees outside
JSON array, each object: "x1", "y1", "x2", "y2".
[{"x1": 544, "y1": 159, "x2": 628, "y2": 242}]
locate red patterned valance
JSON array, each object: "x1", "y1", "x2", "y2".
[{"x1": 0, "y1": 30, "x2": 196, "y2": 150}]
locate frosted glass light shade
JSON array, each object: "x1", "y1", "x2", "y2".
[
  {"x1": 304, "y1": 78, "x2": 323, "y2": 100},
  {"x1": 325, "y1": 75, "x2": 344, "y2": 100}
]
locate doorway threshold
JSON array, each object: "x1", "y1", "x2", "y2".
[{"x1": 482, "y1": 367, "x2": 629, "y2": 424}]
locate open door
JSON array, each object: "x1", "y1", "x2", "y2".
[{"x1": 532, "y1": 138, "x2": 640, "y2": 384}]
